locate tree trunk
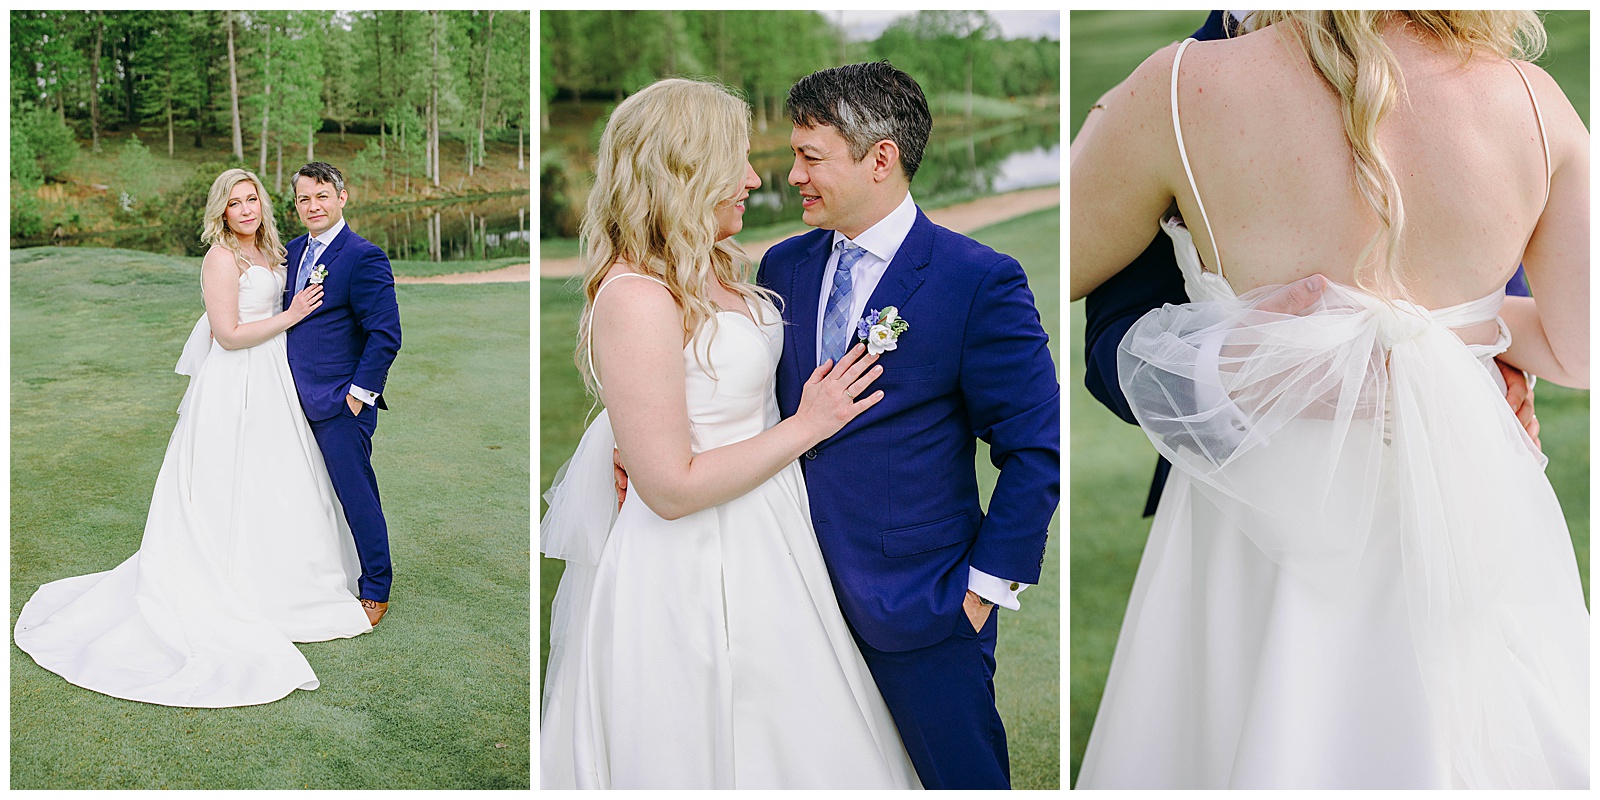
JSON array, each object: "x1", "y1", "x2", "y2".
[
  {"x1": 965, "y1": 51, "x2": 974, "y2": 119},
  {"x1": 227, "y1": 12, "x2": 243, "y2": 160},
  {"x1": 307, "y1": 126, "x2": 314, "y2": 162},
  {"x1": 517, "y1": 124, "x2": 524, "y2": 171},
  {"x1": 275, "y1": 141, "x2": 283, "y2": 192},
  {"x1": 90, "y1": 12, "x2": 103, "y2": 153},
  {"x1": 121, "y1": 35, "x2": 136, "y2": 126},
  {"x1": 474, "y1": 11, "x2": 496, "y2": 176},
  {"x1": 196, "y1": 18, "x2": 212, "y2": 149},
  {"x1": 166, "y1": 95, "x2": 174, "y2": 156},
  {"x1": 258, "y1": 24, "x2": 272, "y2": 177},
  {"x1": 431, "y1": 12, "x2": 441, "y2": 188},
  {"x1": 664, "y1": 10, "x2": 675, "y2": 74},
  {"x1": 716, "y1": 11, "x2": 726, "y2": 77}
]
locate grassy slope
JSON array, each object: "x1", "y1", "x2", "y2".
[
  {"x1": 11, "y1": 247, "x2": 531, "y2": 789},
  {"x1": 1067, "y1": 11, "x2": 1591, "y2": 785},
  {"x1": 538, "y1": 207, "x2": 1063, "y2": 788},
  {"x1": 389, "y1": 255, "x2": 528, "y2": 279}
]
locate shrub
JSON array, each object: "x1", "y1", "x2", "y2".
[
  {"x1": 539, "y1": 150, "x2": 578, "y2": 239},
  {"x1": 114, "y1": 134, "x2": 162, "y2": 217},
  {"x1": 12, "y1": 104, "x2": 78, "y2": 182}
]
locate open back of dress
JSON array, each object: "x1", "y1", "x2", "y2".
[{"x1": 1077, "y1": 38, "x2": 1589, "y2": 789}]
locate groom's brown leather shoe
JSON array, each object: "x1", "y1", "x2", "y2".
[{"x1": 361, "y1": 598, "x2": 388, "y2": 626}]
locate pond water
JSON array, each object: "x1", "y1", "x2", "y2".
[
  {"x1": 22, "y1": 194, "x2": 531, "y2": 263},
  {"x1": 742, "y1": 114, "x2": 1060, "y2": 229}
]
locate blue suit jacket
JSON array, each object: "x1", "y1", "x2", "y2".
[
  {"x1": 1080, "y1": 10, "x2": 1530, "y2": 515},
  {"x1": 758, "y1": 209, "x2": 1060, "y2": 652},
  {"x1": 283, "y1": 225, "x2": 402, "y2": 421}
]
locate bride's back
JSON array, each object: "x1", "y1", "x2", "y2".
[{"x1": 1171, "y1": 22, "x2": 1555, "y2": 309}]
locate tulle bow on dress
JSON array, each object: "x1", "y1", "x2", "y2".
[{"x1": 1112, "y1": 280, "x2": 1587, "y2": 787}]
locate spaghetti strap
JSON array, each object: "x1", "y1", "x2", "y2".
[
  {"x1": 589, "y1": 272, "x2": 671, "y2": 390},
  {"x1": 1170, "y1": 38, "x2": 1225, "y2": 279},
  {"x1": 1509, "y1": 60, "x2": 1552, "y2": 207}
]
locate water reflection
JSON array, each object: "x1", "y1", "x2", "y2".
[
  {"x1": 363, "y1": 195, "x2": 532, "y2": 262},
  {"x1": 24, "y1": 194, "x2": 531, "y2": 263},
  {"x1": 744, "y1": 115, "x2": 1060, "y2": 229}
]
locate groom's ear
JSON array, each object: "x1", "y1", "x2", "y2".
[{"x1": 867, "y1": 139, "x2": 904, "y2": 185}]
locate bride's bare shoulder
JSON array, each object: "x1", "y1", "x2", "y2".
[
  {"x1": 593, "y1": 262, "x2": 676, "y2": 321},
  {"x1": 201, "y1": 244, "x2": 244, "y2": 274}
]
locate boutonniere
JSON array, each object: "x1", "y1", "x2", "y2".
[
  {"x1": 309, "y1": 264, "x2": 329, "y2": 285},
  {"x1": 855, "y1": 306, "x2": 909, "y2": 355}
]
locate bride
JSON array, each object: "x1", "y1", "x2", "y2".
[
  {"x1": 540, "y1": 78, "x2": 918, "y2": 789},
  {"x1": 15, "y1": 168, "x2": 373, "y2": 708},
  {"x1": 1070, "y1": 11, "x2": 1587, "y2": 789}
]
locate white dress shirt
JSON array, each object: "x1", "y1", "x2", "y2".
[
  {"x1": 300, "y1": 217, "x2": 377, "y2": 408},
  {"x1": 811, "y1": 191, "x2": 1031, "y2": 611}
]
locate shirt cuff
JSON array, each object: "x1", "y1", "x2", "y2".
[
  {"x1": 349, "y1": 384, "x2": 378, "y2": 407},
  {"x1": 968, "y1": 567, "x2": 1029, "y2": 611}
]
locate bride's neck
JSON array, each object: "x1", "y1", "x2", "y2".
[{"x1": 233, "y1": 233, "x2": 266, "y2": 263}]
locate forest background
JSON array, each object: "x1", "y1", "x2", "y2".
[
  {"x1": 538, "y1": 9, "x2": 1060, "y2": 247},
  {"x1": 10, "y1": 10, "x2": 532, "y2": 257}
]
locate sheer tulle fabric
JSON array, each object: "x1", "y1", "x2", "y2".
[{"x1": 1078, "y1": 281, "x2": 1588, "y2": 788}]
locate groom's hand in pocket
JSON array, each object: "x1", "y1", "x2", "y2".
[
  {"x1": 347, "y1": 395, "x2": 364, "y2": 417},
  {"x1": 963, "y1": 590, "x2": 994, "y2": 633}
]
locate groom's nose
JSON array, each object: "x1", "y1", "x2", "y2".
[{"x1": 788, "y1": 159, "x2": 806, "y2": 187}]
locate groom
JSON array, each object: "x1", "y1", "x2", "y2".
[
  {"x1": 757, "y1": 62, "x2": 1060, "y2": 789},
  {"x1": 284, "y1": 161, "x2": 403, "y2": 627}
]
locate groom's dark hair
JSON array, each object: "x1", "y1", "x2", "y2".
[
  {"x1": 787, "y1": 61, "x2": 931, "y2": 182},
  {"x1": 292, "y1": 161, "x2": 346, "y2": 195}
]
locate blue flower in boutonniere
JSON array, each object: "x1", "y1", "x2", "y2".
[
  {"x1": 309, "y1": 264, "x2": 329, "y2": 285},
  {"x1": 856, "y1": 306, "x2": 909, "y2": 355}
]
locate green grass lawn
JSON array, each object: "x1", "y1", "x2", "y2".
[
  {"x1": 1068, "y1": 11, "x2": 1591, "y2": 787},
  {"x1": 539, "y1": 207, "x2": 1062, "y2": 788},
  {"x1": 389, "y1": 254, "x2": 528, "y2": 279},
  {"x1": 11, "y1": 247, "x2": 530, "y2": 789}
]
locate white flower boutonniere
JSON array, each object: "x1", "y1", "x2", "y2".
[
  {"x1": 308, "y1": 264, "x2": 329, "y2": 285},
  {"x1": 856, "y1": 306, "x2": 910, "y2": 355}
]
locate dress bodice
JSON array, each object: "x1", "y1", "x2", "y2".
[
  {"x1": 238, "y1": 264, "x2": 286, "y2": 323},
  {"x1": 589, "y1": 274, "x2": 784, "y2": 453},
  {"x1": 1159, "y1": 215, "x2": 1512, "y2": 360},
  {"x1": 681, "y1": 302, "x2": 784, "y2": 452}
]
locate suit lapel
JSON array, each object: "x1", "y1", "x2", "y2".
[
  {"x1": 285, "y1": 235, "x2": 308, "y2": 307},
  {"x1": 788, "y1": 233, "x2": 832, "y2": 371},
  {"x1": 861, "y1": 208, "x2": 932, "y2": 321},
  {"x1": 319, "y1": 224, "x2": 353, "y2": 278}
]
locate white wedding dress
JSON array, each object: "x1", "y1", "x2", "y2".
[
  {"x1": 540, "y1": 273, "x2": 919, "y2": 789},
  {"x1": 15, "y1": 263, "x2": 372, "y2": 708},
  {"x1": 1077, "y1": 40, "x2": 1589, "y2": 789}
]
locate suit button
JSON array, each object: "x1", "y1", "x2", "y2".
[{"x1": 804, "y1": 448, "x2": 818, "y2": 460}]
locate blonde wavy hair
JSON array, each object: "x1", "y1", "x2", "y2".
[
  {"x1": 1249, "y1": 11, "x2": 1547, "y2": 299},
  {"x1": 201, "y1": 168, "x2": 287, "y2": 271},
  {"x1": 576, "y1": 78, "x2": 776, "y2": 396}
]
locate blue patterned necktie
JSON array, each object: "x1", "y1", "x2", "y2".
[
  {"x1": 295, "y1": 240, "x2": 322, "y2": 294},
  {"x1": 820, "y1": 240, "x2": 868, "y2": 366}
]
